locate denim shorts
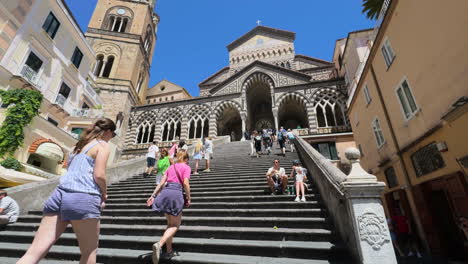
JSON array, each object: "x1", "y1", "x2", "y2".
[{"x1": 43, "y1": 187, "x2": 101, "y2": 221}]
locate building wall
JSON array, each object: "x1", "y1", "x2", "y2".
[
  {"x1": 0, "y1": 0, "x2": 36, "y2": 60},
  {"x1": 346, "y1": 0, "x2": 468, "y2": 257}
]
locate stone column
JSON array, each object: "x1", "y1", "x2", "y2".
[
  {"x1": 99, "y1": 60, "x2": 107, "y2": 77},
  {"x1": 240, "y1": 111, "x2": 247, "y2": 141},
  {"x1": 180, "y1": 116, "x2": 189, "y2": 140},
  {"x1": 307, "y1": 102, "x2": 316, "y2": 135},
  {"x1": 272, "y1": 108, "x2": 279, "y2": 130},
  {"x1": 208, "y1": 113, "x2": 217, "y2": 138},
  {"x1": 340, "y1": 148, "x2": 397, "y2": 264}
]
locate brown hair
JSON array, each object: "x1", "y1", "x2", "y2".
[
  {"x1": 160, "y1": 148, "x2": 168, "y2": 158},
  {"x1": 74, "y1": 118, "x2": 116, "y2": 154},
  {"x1": 176, "y1": 149, "x2": 189, "y2": 162},
  {"x1": 0, "y1": 189, "x2": 7, "y2": 196}
]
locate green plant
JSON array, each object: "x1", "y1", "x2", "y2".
[
  {"x1": 0, "y1": 157, "x2": 23, "y2": 171},
  {"x1": 362, "y1": 0, "x2": 384, "y2": 20},
  {"x1": 0, "y1": 89, "x2": 43, "y2": 157}
]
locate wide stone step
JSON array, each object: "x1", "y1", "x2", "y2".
[
  {"x1": 18, "y1": 215, "x2": 328, "y2": 229},
  {"x1": 0, "y1": 242, "x2": 146, "y2": 264},
  {"x1": 0, "y1": 231, "x2": 345, "y2": 260},
  {"x1": 107, "y1": 185, "x2": 316, "y2": 194},
  {"x1": 0, "y1": 257, "x2": 91, "y2": 264},
  {"x1": 6, "y1": 223, "x2": 334, "y2": 241},
  {"x1": 109, "y1": 179, "x2": 276, "y2": 189},
  {"x1": 108, "y1": 189, "x2": 316, "y2": 198},
  {"x1": 106, "y1": 194, "x2": 320, "y2": 203},
  {"x1": 96, "y1": 208, "x2": 325, "y2": 218},
  {"x1": 105, "y1": 201, "x2": 323, "y2": 210}
]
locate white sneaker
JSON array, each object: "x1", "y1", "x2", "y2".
[
  {"x1": 301, "y1": 196, "x2": 306, "y2": 202},
  {"x1": 152, "y1": 242, "x2": 161, "y2": 264},
  {"x1": 294, "y1": 196, "x2": 300, "y2": 202}
]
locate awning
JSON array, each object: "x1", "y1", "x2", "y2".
[{"x1": 35, "y1": 142, "x2": 64, "y2": 162}]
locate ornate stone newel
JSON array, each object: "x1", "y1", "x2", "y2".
[{"x1": 341, "y1": 147, "x2": 397, "y2": 264}]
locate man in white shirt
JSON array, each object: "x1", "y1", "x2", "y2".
[
  {"x1": 0, "y1": 190, "x2": 19, "y2": 225},
  {"x1": 203, "y1": 137, "x2": 213, "y2": 172},
  {"x1": 144, "y1": 141, "x2": 159, "y2": 177},
  {"x1": 266, "y1": 160, "x2": 288, "y2": 195}
]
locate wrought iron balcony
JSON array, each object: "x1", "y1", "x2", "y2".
[
  {"x1": 20, "y1": 65, "x2": 42, "y2": 88},
  {"x1": 71, "y1": 108, "x2": 104, "y2": 118}
]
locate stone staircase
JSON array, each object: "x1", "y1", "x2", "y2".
[{"x1": 0, "y1": 141, "x2": 352, "y2": 263}]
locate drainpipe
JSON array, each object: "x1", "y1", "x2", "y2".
[{"x1": 370, "y1": 65, "x2": 430, "y2": 253}]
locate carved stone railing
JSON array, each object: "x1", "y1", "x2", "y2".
[{"x1": 294, "y1": 136, "x2": 397, "y2": 263}]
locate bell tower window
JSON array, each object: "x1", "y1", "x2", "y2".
[{"x1": 103, "y1": 7, "x2": 133, "y2": 33}]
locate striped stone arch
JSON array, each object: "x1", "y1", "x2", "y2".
[
  {"x1": 186, "y1": 104, "x2": 212, "y2": 139},
  {"x1": 276, "y1": 91, "x2": 312, "y2": 129},
  {"x1": 240, "y1": 71, "x2": 275, "y2": 96},
  {"x1": 310, "y1": 88, "x2": 348, "y2": 128},
  {"x1": 213, "y1": 100, "x2": 242, "y2": 118},
  {"x1": 276, "y1": 91, "x2": 310, "y2": 109},
  {"x1": 213, "y1": 100, "x2": 243, "y2": 140}
]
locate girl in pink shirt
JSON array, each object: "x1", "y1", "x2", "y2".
[{"x1": 147, "y1": 151, "x2": 191, "y2": 263}]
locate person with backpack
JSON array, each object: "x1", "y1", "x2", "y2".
[
  {"x1": 290, "y1": 160, "x2": 307, "y2": 202},
  {"x1": 277, "y1": 127, "x2": 287, "y2": 156},
  {"x1": 287, "y1": 129, "x2": 295, "y2": 152},
  {"x1": 262, "y1": 128, "x2": 272, "y2": 155}
]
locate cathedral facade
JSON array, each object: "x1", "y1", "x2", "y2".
[{"x1": 123, "y1": 26, "x2": 351, "y2": 158}]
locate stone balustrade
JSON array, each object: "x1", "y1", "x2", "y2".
[{"x1": 294, "y1": 135, "x2": 397, "y2": 264}]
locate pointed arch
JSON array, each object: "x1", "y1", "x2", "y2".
[
  {"x1": 159, "y1": 108, "x2": 183, "y2": 141},
  {"x1": 311, "y1": 88, "x2": 348, "y2": 128},
  {"x1": 186, "y1": 104, "x2": 211, "y2": 139}
]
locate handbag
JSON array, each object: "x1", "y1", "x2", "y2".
[{"x1": 174, "y1": 164, "x2": 189, "y2": 207}]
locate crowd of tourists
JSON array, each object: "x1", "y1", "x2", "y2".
[
  {"x1": 9, "y1": 118, "x2": 311, "y2": 264},
  {"x1": 247, "y1": 126, "x2": 296, "y2": 158}
]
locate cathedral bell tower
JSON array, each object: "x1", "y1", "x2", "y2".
[{"x1": 85, "y1": 0, "x2": 159, "y2": 148}]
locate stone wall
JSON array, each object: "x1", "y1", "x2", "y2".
[{"x1": 7, "y1": 155, "x2": 146, "y2": 214}]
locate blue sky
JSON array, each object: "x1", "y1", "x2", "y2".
[{"x1": 66, "y1": 0, "x2": 374, "y2": 96}]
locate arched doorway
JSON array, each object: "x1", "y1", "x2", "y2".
[
  {"x1": 278, "y1": 93, "x2": 309, "y2": 129},
  {"x1": 243, "y1": 72, "x2": 275, "y2": 131},
  {"x1": 216, "y1": 102, "x2": 242, "y2": 141},
  {"x1": 27, "y1": 140, "x2": 64, "y2": 175}
]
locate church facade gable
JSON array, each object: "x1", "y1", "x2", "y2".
[{"x1": 211, "y1": 62, "x2": 311, "y2": 96}]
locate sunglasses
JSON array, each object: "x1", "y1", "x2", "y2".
[{"x1": 274, "y1": 161, "x2": 279, "y2": 164}]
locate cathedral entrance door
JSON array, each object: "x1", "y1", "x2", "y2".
[{"x1": 244, "y1": 73, "x2": 275, "y2": 132}]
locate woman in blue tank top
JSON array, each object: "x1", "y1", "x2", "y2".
[{"x1": 18, "y1": 118, "x2": 116, "y2": 264}]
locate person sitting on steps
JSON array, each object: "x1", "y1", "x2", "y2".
[
  {"x1": 0, "y1": 190, "x2": 19, "y2": 226},
  {"x1": 290, "y1": 160, "x2": 307, "y2": 202},
  {"x1": 266, "y1": 159, "x2": 288, "y2": 195}
]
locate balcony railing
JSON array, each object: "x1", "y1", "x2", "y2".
[
  {"x1": 316, "y1": 126, "x2": 352, "y2": 134},
  {"x1": 55, "y1": 94, "x2": 67, "y2": 107},
  {"x1": 20, "y1": 65, "x2": 42, "y2": 88},
  {"x1": 71, "y1": 108, "x2": 104, "y2": 118}
]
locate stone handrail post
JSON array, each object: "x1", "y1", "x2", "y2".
[
  {"x1": 293, "y1": 135, "x2": 397, "y2": 264},
  {"x1": 340, "y1": 147, "x2": 397, "y2": 264}
]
